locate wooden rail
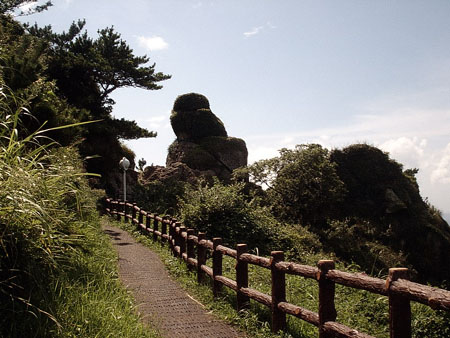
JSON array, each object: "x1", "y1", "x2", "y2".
[{"x1": 106, "y1": 198, "x2": 450, "y2": 338}]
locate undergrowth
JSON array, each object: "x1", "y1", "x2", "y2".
[{"x1": 0, "y1": 85, "x2": 159, "y2": 337}]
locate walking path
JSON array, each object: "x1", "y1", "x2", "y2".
[{"x1": 103, "y1": 223, "x2": 244, "y2": 338}]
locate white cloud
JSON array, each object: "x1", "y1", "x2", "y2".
[
  {"x1": 243, "y1": 22, "x2": 276, "y2": 38},
  {"x1": 144, "y1": 114, "x2": 169, "y2": 129},
  {"x1": 379, "y1": 137, "x2": 427, "y2": 169},
  {"x1": 137, "y1": 36, "x2": 169, "y2": 52},
  {"x1": 431, "y1": 143, "x2": 450, "y2": 184},
  {"x1": 247, "y1": 145, "x2": 279, "y2": 164},
  {"x1": 243, "y1": 26, "x2": 263, "y2": 38}
]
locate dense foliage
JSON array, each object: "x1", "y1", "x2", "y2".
[
  {"x1": 178, "y1": 179, "x2": 323, "y2": 259},
  {"x1": 1, "y1": 10, "x2": 170, "y2": 193},
  {"x1": 244, "y1": 144, "x2": 346, "y2": 226},
  {"x1": 0, "y1": 82, "x2": 156, "y2": 337},
  {"x1": 0, "y1": 7, "x2": 162, "y2": 335}
]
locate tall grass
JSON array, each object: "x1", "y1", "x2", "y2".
[{"x1": 0, "y1": 82, "x2": 159, "y2": 337}]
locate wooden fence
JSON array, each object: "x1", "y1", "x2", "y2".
[{"x1": 105, "y1": 198, "x2": 450, "y2": 338}]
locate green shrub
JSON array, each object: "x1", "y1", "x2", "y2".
[
  {"x1": 134, "y1": 177, "x2": 186, "y2": 215},
  {"x1": 178, "y1": 179, "x2": 322, "y2": 257},
  {"x1": 323, "y1": 219, "x2": 410, "y2": 276}
]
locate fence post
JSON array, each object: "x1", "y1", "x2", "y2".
[
  {"x1": 271, "y1": 251, "x2": 286, "y2": 333},
  {"x1": 187, "y1": 229, "x2": 195, "y2": 271},
  {"x1": 110, "y1": 199, "x2": 114, "y2": 216},
  {"x1": 116, "y1": 201, "x2": 121, "y2": 221},
  {"x1": 138, "y1": 209, "x2": 144, "y2": 229},
  {"x1": 153, "y1": 215, "x2": 159, "y2": 241},
  {"x1": 174, "y1": 222, "x2": 182, "y2": 257},
  {"x1": 161, "y1": 217, "x2": 168, "y2": 244},
  {"x1": 388, "y1": 268, "x2": 411, "y2": 338},
  {"x1": 145, "y1": 212, "x2": 151, "y2": 231},
  {"x1": 318, "y1": 260, "x2": 337, "y2": 338},
  {"x1": 132, "y1": 203, "x2": 137, "y2": 226},
  {"x1": 169, "y1": 219, "x2": 175, "y2": 254},
  {"x1": 123, "y1": 203, "x2": 128, "y2": 223},
  {"x1": 213, "y1": 238, "x2": 223, "y2": 297},
  {"x1": 197, "y1": 232, "x2": 206, "y2": 284},
  {"x1": 180, "y1": 226, "x2": 187, "y2": 258},
  {"x1": 236, "y1": 244, "x2": 250, "y2": 311}
]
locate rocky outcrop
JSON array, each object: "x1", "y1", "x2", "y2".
[
  {"x1": 143, "y1": 93, "x2": 248, "y2": 183},
  {"x1": 330, "y1": 144, "x2": 450, "y2": 283}
]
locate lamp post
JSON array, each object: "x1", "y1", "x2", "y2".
[{"x1": 119, "y1": 157, "x2": 130, "y2": 201}]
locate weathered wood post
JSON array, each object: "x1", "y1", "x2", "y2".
[
  {"x1": 187, "y1": 229, "x2": 195, "y2": 271},
  {"x1": 123, "y1": 202, "x2": 128, "y2": 223},
  {"x1": 109, "y1": 199, "x2": 114, "y2": 216},
  {"x1": 271, "y1": 251, "x2": 286, "y2": 332},
  {"x1": 174, "y1": 222, "x2": 182, "y2": 257},
  {"x1": 116, "y1": 201, "x2": 121, "y2": 221},
  {"x1": 180, "y1": 226, "x2": 187, "y2": 258},
  {"x1": 317, "y1": 260, "x2": 337, "y2": 338},
  {"x1": 153, "y1": 215, "x2": 159, "y2": 241},
  {"x1": 213, "y1": 238, "x2": 223, "y2": 297},
  {"x1": 161, "y1": 217, "x2": 168, "y2": 244},
  {"x1": 388, "y1": 268, "x2": 411, "y2": 338},
  {"x1": 132, "y1": 203, "x2": 137, "y2": 226},
  {"x1": 168, "y1": 219, "x2": 175, "y2": 253},
  {"x1": 138, "y1": 209, "x2": 144, "y2": 229},
  {"x1": 197, "y1": 232, "x2": 207, "y2": 284},
  {"x1": 145, "y1": 212, "x2": 151, "y2": 230},
  {"x1": 236, "y1": 244, "x2": 250, "y2": 311}
]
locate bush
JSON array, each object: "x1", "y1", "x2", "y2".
[
  {"x1": 134, "y1": 177, "x2": 186, "y2": 215},
  {"x1": 246, "y1": 144, "x2": 346, "y2": 226},
  {"x1": 323, "y1": 219, "x2": 410, "y2": 276},
  {"x1": 178, "y1": 179, "x2": 322, "y2": 257}
]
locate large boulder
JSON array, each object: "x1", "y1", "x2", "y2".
[
  {"x1": 163, "y1": 93, "x2": 247, "y2": 182},
  {"x1": 167, "y1": 136, "x2": 248, "y2": 181}
]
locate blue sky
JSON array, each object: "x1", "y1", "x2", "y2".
[{"x1": 19, "y1": 0, "x2": 450, "y2": 217}]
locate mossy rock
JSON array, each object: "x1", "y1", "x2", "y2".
[
  {"x1": 170, "y1": 109, "x2": 227, "y2": 141},
  {"x1": 199, "y1": 136, "x2": 248, "y2": 171},
  {"x1": 166, "y1": 137, "x2": 248, "y2": 181},
  {"x1": 173, "y1": 93, "x2": 210, "y2": 112},
  {"x1": 167, "y1": 140, "x2": 220, "y2": 171}
]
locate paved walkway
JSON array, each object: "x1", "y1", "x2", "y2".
[{"x1": 103, "y1": 223, "x2": 244, "y2": 338}]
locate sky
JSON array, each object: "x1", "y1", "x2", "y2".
[{"x1": 18, "y1": 0, "x2": 450, "y2": 219}]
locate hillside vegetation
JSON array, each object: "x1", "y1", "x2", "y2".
[
  {"x1": 0, "y1": 34, "x2": 158, "y2": 338},
  {"x1": 138, "y1": 143, "x2": 450, "y2": 286},
  {"x1": 0, "y1": 99, "x2": 158, "y2": 337}
]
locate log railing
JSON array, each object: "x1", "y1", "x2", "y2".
[{"x1": 106, "y1": 199, "x2": 450, "y2": 338}]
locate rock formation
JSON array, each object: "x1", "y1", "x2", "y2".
[{"x1": 141, "y1": 93, "x2": 248, "y2": 184}]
